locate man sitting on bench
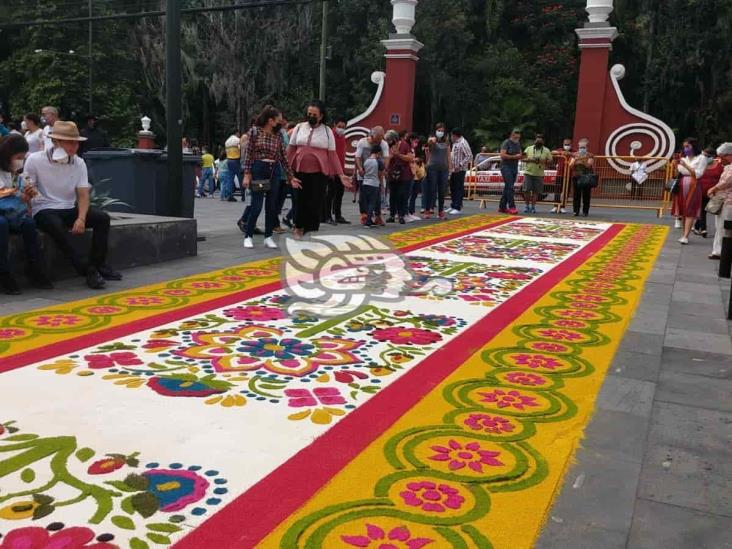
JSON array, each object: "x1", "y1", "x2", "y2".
[{"x1": 24, "y1": 120, "x2": 122, "y2": 289}]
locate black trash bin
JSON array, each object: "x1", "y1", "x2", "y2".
[{"x1": 83, "y1": 148, "x2": 196, "y2": 218}]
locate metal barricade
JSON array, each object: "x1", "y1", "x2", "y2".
[
  {"x1": 464, "y1": 154, "x2": 673, "y2": 217},
  {"x1": 465, "y1": 154, "x2": 568, "y2": 210},
  {"x1": 563, "y1": 156, "x2": 672, "y2": 217}
]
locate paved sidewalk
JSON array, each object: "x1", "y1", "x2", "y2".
[
  {"x1": 537, "y1": 216, "x2": 732, "y2": 549},
  {"x1": 2, "y1": 197, "x2": 730, "y2": 548}
]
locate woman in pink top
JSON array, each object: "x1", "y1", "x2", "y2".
[{"x1": 287, "y1": 100, "x2": 352, "y2": 237}]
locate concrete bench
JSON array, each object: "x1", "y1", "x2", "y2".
[{"x1": 8, "y1": 213, "x2": 197, "y2": 280}]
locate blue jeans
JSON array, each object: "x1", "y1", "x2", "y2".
[
  {"x1": 360, "y1": 185, "x2": 381, "y2": 222},
  {"x1": 245, "y1": 161, "x2": 280, "y2": 238},
  {"x1": 499, "y1": 165, "x2": 518, "y2": 210},
  {"x1": 450, "y1": 170, "x2": 466, "y2": 211},
  {"x1": 221, "y1": 159, "x2": 240, "y2": 200},
  {"x1": 425, "y1": 167, "x2": 449, "y2": 213},
  {"x1": 198, "y1": 167, "x2": 214, "y2": 195},
  {"x1": 0, "y1": 214, "x2": 42, "y2": 273}
]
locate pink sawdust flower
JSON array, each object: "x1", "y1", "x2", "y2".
[{"x1": 429, "y1": 439, "x2": 504, "y2": 472}]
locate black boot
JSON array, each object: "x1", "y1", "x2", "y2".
[
  {"x1": 0, "y1": 272, "x2": 21, "y2": 295},
  {"x1": 97, "y1": 265, "x2": 123, "y2": 281},
  {"x1": 86, "y1": 266, "x2": 106, "y2": 289}
]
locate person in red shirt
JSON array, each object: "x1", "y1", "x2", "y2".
[
  {"x1": 694, "y1": 147, "x2": 724, "y2": 237},
  {"x1": 325, "y1": 117, "x2": 350, "y2": 224}
]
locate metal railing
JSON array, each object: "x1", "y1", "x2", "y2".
[{"x1": 464, "y1": 154, "x2": 673, "y2": 217}]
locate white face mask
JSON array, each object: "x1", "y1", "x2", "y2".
[
  {"x1": 579, "y1": 147, "x2": 588, "y2": 154},
  {"x1": 11, "y1": 159, "x2": 24, "y2": 172},
  {"x1": 563, "y1": 144, "x2": 572, "y2": 151},
  {"x1": 336, "y1": 127, "x2": 346, "y2": 136},
  {"x1": 52, "y1": 147, "x2": 69, "y2": 162},
  {"x1": 21, "y1": 121, "x2": 28, "y2": 131},
  {"x1": 436, "y1": 131, "x2": 445, "y2": 139}
]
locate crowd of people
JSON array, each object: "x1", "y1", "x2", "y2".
[
  {"x1": 2, "y1": 100, "x2": 731, "y2": 295},
  {"x1": 1, "y1": 107, "x2": 120, "y2": 294}
]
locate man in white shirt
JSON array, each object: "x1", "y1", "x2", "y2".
[
  {"x1": 25, "y1": 121, "x2": 121, "y2": 289},
  {"x1": 448, "y1": 128, "x2": 473, "y2": 214},
  {"x1": 41, "y1": 106, "x2": 59, "y2": 151},
  {"x1": 354, "y1": 126, "x2": 390, "y2": 224}
]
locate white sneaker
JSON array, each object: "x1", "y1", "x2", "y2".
[
  {"x1": 559, "y1": 208, "x2": 567, "y2": 214},
  {"x1": 411, "y1": 214, "x2": 421, "y2": 222},
  {"x1": 264, "y1": 237, "x2": 278, "y2": 249},
  {"x1": 678, "y1": 237, "x2": 689, "y2": 245},
  {"x1": 674, "y1": 218, "x2": 682, "y2": 229},
  {"x1": 451, "y1": 209, "x2": 462, "y2": 214},
  {"x1": 550, "y1": 206, "x2": 558, "y2": 213},
  {"x1": 243, "y1": 237, "x2": 254, "y2": 249}
]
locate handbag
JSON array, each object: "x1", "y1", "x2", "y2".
[
  {"x1": 250, "y1": 178, "x2": 272, "y2": 193},
  {"x1": 575, "y1": 173, "x2": 599, "y2": 189},
  {"x1": 705, "y1": 195, "x2": 725, "y2": 215},
  {"x1": 665, "y1": 177, "x2": 679, "y2": 194}
]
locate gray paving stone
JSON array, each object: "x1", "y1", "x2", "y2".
[
  {"x1": 581, "y1": 408, "x2": 651, "y2": 463},
  {"x1": 671, "y1": 289, "x2": 726, "y2": 306},
  {"x1": 664, "y1": 327, "x2": 732, "y2": 355},
  {"x1": 628, "y1": 499, "x2": 732, "y2": 549},
  {"x1": 628, "y1": 309, "x2": 667, "y2": 335},
  {"x1": 674, "y1": 280, "x2": 726, "y2": 295},
  {"x1": 596, "y1": 374, "x2": 656, "y2": 417},
  {"x1": 660, "y1": 348, "x2": 732, "y2": 380},
  {"x1": 536, "y1": 523, "x2": 627, "y2": 549},
  {"x1": 675, "y1": 267, "x2": 720, "y2": 283},
  {"x1": 618, "y1": 331, "x2": 665, "y2": 356},
  {"x1": 611, "y1": 350, "x2": 662, "y2": 383},
  {"x1": 656, "y1": 371, "x2": 732, "y2": 413},
  {"x1": 637, "y1": 402, "x2": 732, "y2": 516},
  {"x1": 666, "y1": 299, "x2": 726, "y2": 318},
  {"x1": 538, "y1": 448, "x2": 641, "y2": 532},
  {"x1": 666, "y1": 311, "x2": 732, "y2": 335}
]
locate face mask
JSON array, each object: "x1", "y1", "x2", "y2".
[
  {"x1": 41, "y1": 116, "x2": 47, "y2": 125},
  {"x1": 579, "y1": 147, "x2": 588, "y2": 154},
  {"x1": 11, "y1": 159, "x2": 24, "y2": 172},
  {"x1": 535, "y1": 141, "x2": 544, "y2": 148},
  {"x1": 436, "y1": 131, "x2": 445, "y2": 139},
  {"x1": 52, "y1": 147, "x2": 69, "y2": 162},
  {"x1": 21, "y1": 121, "x2": 28, "y2": 131},
  {"x1": 336, "y1": 127, "x2": 346, "y2": 136},
  {"x1": 683, "y1": 145, "x2": 693, "y2": 157},
  {"x1": 307, "y1": 115, "x2": 319, "y2": 127},
  {"x1": 273, "y1": 123, "x2": 282, "y2": 132},
  {"x1": 563, "y1": 144, "x2": 572, "y2": 151}
]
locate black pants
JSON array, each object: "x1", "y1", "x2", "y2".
[
  {"x1": 390, "y1": 180, "x2": 410, "y2": 218},
  {"x1": 572, "y1": 178, "x2": 592, "y2": 215},
  {"x1": 450, "y1": 170, "x2": 466, "y2": 210},
  {"x1": 34, "y1": 207, "x2": 110, "y2": 273},
  {"x1": 294, "y1": 172, "x2": 329, "y2": 233},
  {"x1": 321, "y1": 178, "x2": 333, "y2": 221},
  {"x1": 695, "y1": 195, "x2": 710, "y2": 233},
  {"x1": 0, "y1": 214, "x2": 42, "y2": 273},
  {"x1": 330, "y1": 178, "x2": 345, "y2": 219}
]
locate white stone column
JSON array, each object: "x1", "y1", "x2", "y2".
[
  {"x1": 586, "y1": 0, "x2": 613, "y2": 24},
  {"x1": 391, "y1": 0, "x2": 418, "y2": 35}
]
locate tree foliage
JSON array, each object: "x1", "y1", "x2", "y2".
[{"x1": 0, "y1": 0, "x2": 730, "y2": 151}]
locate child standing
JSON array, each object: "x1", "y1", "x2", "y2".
[{"x1": 361, "y1": 145, "x2": 385, "y2": 227}]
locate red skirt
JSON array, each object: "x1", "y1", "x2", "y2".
[{"x1": 672, "y1": 175, "x2": 701, "y2": 218}]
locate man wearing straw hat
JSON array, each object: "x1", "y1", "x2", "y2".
[{"x1": 24, "y1": 120, "x2": 121, "y2": 289}]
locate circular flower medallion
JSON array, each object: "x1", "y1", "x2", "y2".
[
  {"x1": 485, "y1": 349, "x2": 580, "y2": 374},
  {"x1": 390, "y1": 478, "x2": 472, "y2": 518},
  {"x1": 18, "y1": 313, "x2": 94, "y2": 331},
  {"x1": 465, "y1": 386, "x2": 554, "y2": 416},
  {"x1": 456, "y1": 412, "x2": 523, "y2": 438},
  {"x1": 76, "y1": 305, "x2": 127, "y2": 316},
  {"x1": 0, "y1": 327, "x2": 30, "y2": 340},
  {"x1": 331, "y1": 520, "x2": 437, "y2": 549},
  {"x1": 111, "y1": 294, "x2": 178, "y2": 309},
  {"x1": 495, "y1": 371, "x2": 553, "y2": 389},
  {"x1": 413, "y1": 436, "x2": 518, "y2": 480},
  {"x1": 524, "y1": 341, "x2": 576, "y2": 355},
  {"x1": 222, "y1": 305, "x2": 286, "y2": 322}
]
